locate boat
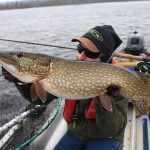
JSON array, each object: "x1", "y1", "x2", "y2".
[{"x1": 0, "y1": 33, "x2": 150, "y2": 150}]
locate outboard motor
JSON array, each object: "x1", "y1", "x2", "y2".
[{"x1": 125, "y1": 31, "x2": 146, "y2": 55}]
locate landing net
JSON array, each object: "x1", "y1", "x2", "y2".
[{"x1": 0, "y1": 73, "x2": 62, "y2": 150}]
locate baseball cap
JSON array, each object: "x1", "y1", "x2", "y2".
[{"x1": 72, "y1": 25, "x2": 122, "y2": 62}]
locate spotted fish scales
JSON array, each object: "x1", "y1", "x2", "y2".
[{"x1": 0, "y1": 51, "x2": 149, "y2": 115}]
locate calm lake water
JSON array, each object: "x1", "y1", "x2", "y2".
[
  {"x1": 0, "y1": 1, "x2": 150, "y2": 125},
  {"x1": 0, "y1": 1, "x2": 150, "y2": 58}
]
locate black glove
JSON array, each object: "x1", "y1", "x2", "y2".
[
  {"x1": 2, "y1": 67, "x2": 23, "y2": 84},
  {"x1": 106, "y1": 85, "x2": 120, "y2": 97}
]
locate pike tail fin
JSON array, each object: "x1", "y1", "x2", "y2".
[
  {"x1": 132, "y1": 101, "x2": 149, "y2": 116},
  {"x1": 132, "y1": 72, "x2": 150, "y2": 116}
]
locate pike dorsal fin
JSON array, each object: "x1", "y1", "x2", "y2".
[
  {"x1": 30, "y1": 83, "x2": 38, "y2": 101},
  {"x1": 35, "y1": 81, "x2": 46, "y2": 103},
  {"x1": 132, "y1": 101, "x2": 149, "y2": 116},
  {"x1": 98, "y1": 91, "x2": 113, "y2": 112}
]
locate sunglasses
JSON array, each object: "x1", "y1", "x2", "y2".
[{"x1": 77, "y1": 44, "x2": 101, "y2": 59}]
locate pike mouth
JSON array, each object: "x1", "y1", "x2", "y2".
[
  {"x1": 0, "y1": 52, "x2": 41, "y2": 83},
  {"x1": 3, "y1": 64, "x2": 40, "y2": 83},
  {"x1": 0, "y1": 52, "x2": 19, "y2": 66},
  {"x1": 0, "y1": 51, "x2": 51, "y2": 83}
]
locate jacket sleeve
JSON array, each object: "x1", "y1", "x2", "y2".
[
  {"x1": 15, "y1": 83, "x2": 58, "y2": 105},
  {"x1": 95, "y1": 94, "x2": 128, "y2": 137}
]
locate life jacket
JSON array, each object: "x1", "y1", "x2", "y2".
[
  {"x1": 63, "y1": 60, "x2": 116, "y2": 123},
  {"x1": 63, "y1": 98, "x2": 96, "y2": 123},
  {"x1": 112, "y1": 59, "x2": 116, "y2": 64}
]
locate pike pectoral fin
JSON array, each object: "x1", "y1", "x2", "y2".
[
  {"x1": 132, "y1": 101, "x2": 149, "y2": 116},
  {"x1": 99, "y1": 91, "x2": 113, "y2": 112},
  {"x1": 30, "y1": 83, "x2": 38, "y2": 101},
  {"x1": 35, "y1": 81, "x2": 46, "y2": 103}
]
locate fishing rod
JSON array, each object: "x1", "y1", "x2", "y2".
[
  {"x1": 0, "y1": 38, "x2": 76, "y2": 50},
  {"x1": 0, "y1": 38, "x2": 150, "y2": 62}
]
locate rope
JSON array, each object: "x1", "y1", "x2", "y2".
[
  {"x1": 15, "y1": 97, "x2": 62, "y2": 150},
  {"x1": 0, "y1": 38, "x2": 77, "y2": 50}
]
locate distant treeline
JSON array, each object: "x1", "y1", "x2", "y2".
[{"x1": 0, "y1": 0, "x2": 145, "y2": 10}]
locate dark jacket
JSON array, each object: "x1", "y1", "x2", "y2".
[{"x1": 68, "y1": 94, "x2": 128, "y2": 143}]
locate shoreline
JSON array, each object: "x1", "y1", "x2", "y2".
[{"x1": 0, "y1": 0, "x2": 147, "y2": 11}]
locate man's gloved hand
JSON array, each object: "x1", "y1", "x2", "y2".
[
  {"x1": 2, "y1": 67, "x2": 22, "y2": 84},
  {"x1": 106, "y1": 84, "x2": 120, "y2": 97}
]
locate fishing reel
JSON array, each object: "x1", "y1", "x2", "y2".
[{"x1": 135, "y1": 62, "x2": 150, "y2": 74}]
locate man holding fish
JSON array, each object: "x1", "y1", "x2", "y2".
[
  {"x1": 55, "y1": 26, "x2": 128, "y2": 150},
  {"x1": 1, "y1": 25, "x2": 128, "y2": 150}
]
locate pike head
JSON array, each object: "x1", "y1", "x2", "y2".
[{"x1": 0, "y1": 51, "x2": 51, "y2": 83}]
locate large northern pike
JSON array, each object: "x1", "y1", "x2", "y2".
[{"x1": 0, "y1": 51, "x2": 149, "y2": 115}]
